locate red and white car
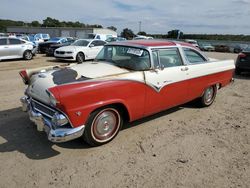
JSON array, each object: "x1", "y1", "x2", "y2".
[{"x1": 20, "y1": 40, "x2": 235, "y2": 146}]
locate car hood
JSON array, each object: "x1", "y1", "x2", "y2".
[
  {"x1": 56, "y1": 45, "x2": 87, "y2": 51},
  {"x1": 26, "y1": 62, "x2": 134, "y2": 104}
]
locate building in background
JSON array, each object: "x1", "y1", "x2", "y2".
[{"x1": 7, "y1": 26, "x2": 117, "y2": 39}]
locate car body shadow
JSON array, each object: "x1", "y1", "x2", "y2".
[
  {"x1": 234, "y1": 72, "x2": 250, "y2": 80},
  {"x1": 0, "y1": 102, "x2": 198, "y2": 160}
]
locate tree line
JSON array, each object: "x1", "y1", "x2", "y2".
[
  {"x1": 0, "y1": 17, "x2": 117, "y2": 31},
  {"x1": 1, "y1": 18, "x2": 250, "y2": 41}
]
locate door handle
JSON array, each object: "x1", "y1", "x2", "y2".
[{"x1": 181, "y1": 67, "x2": 189, "y2": 71}]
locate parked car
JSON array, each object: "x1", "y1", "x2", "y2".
[
  {"x1": 38, "y1": 37, "x2": 71, "y2": 54},
  {"x1": 19, "y1": 40, "x2": 235, "y2": 146},
  {"x1": 34, "y1": 33, "x2": 50, "y2": 42},
  {"x1": 46, "y1": 38, "x2": 76, "y2": 56},
  {"x1": 105, "y1": 37, "x2": 126, "y2": 43},
  {"x1": 184, "y1": 39, "x2": 199, "y2": 48},
  {"x1": 235, "y1": 46, "x2": 250, "y2": 75},
  {"x1": 214, "y1": 45, "x2": 230, "y2": 52},
  {"x1": 54, "y1": 39, "x2": 106, "y2": 63},
  {"x1": 199, "y1": 43, "x2": 215, "y2": 51},
  {"x1": 0, "y1": 37, "x2": 36, "y2": 61},
  {"x1": 133, "y1": 35, "x2": 154, "y2": 40},
  {"x1": 233, "y1": 45, "x2": 243, "y2": 53}
]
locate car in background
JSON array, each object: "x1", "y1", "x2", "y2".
[
  {"x1": 233, "y1": 45, "x2": 243, "y2": 53},
  {"x1": 0, "y1": 37, "x2": 35, "y2": 61},
  {"x1": 106, "y1": 37, "x2": 126, "y2": 43},
  {"x1": 214, "y1": 45, "x2": 230, "y2": 53},
  {"x1": 184, "y1": 39, "x2": 199, "y2": 48},
  {"x1": 199, "y1": 43, "x2": 215, "y2": 51},
  {"x1": 54, "y1": 39, "x2": 106, "y2": 63},
  {"x1": 38, "y1": 37, "x2": 71, "y2": 54},
  {"x1": 34, "y1": 33, "x2": 50, "y2": 42},
  {"x1": 46, "y1": 38, "x2": 76, "y2": 56},
  {"x1": 235, "y1": 46, "x2": 250, "y2": 75},
  {"x1": 0, "y1": 33, "x2": 9, "y2": 38}
]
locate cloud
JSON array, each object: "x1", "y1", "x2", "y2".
[{"x1": 0, "y1": 0, "x2": 249, "y2": 35}]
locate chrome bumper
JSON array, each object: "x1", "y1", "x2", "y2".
[{"x1": 20, "y1": 96, "x2": 85, "y2": 143}]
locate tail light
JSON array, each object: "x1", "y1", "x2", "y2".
[
  {"x1": 239, "y1": 53, "x2": 246, "y2": 58},
  {"x1": 19, "y1": 70, "x2": 30, "y2": 85}
]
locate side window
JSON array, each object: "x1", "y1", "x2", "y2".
[
  {"x1": 97, "y1": 40, "x2": 106, "y2": 46},
  {"x1": 152, "y1": 51, "x2": 160, "y2": 68},
  {"x1": 183, "y1": 48, "x2": 206, "y2": 64},
  {"x1": 90, "y1": 41, "x2": 98, "y2": 46},
  {"x1": 9, "y1": 38, "x2": 21, "y2": 45},
  {"x1": 158, "y1": 48, "x2": 183, "y2": 68},
  {"x1": 0, "y1": 39, "x2": 7, "y2": 45}
]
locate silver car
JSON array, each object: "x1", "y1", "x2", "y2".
[{"x1": 0, "y1": 37, "x2": 36, "y2": 61}]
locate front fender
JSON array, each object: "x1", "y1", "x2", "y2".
[{"x1": 52, "y1": 80, "x2": 147, "y2": 127}]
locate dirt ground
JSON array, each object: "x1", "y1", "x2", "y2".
[{"x1": 0, "y1": 53, "x2": 249, "y2": 188}]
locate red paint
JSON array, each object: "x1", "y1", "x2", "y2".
[
  {"x1": 19, "y1": 70, "x2": 29, "y2": 84},
  {"x1": 49, "y1": 69, "x2": 234, "y2": 128}
]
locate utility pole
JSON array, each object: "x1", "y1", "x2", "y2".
[{"x1": 139, "y1": 21, "x2": 141, "y2": 33}]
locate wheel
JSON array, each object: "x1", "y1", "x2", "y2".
[
  {"x1": 83, "y1": 106, "x2": 123, "y2": 146},
  {"x1": 198, "y1": 86, "x2": 217, "y2": 107},
  {"x1": 23, "y1": 50, "x2": 33, "y2": 60},
  {"x1": 235, "y1": 68, "x2": 241, "y2": 75},
  {"x1": 76, "y1": 52, "x2": 85, "y2": 63}
]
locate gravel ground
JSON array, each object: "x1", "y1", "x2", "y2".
[{"x1": 0, "y1": 53, "x2": 249, "y2": 188}]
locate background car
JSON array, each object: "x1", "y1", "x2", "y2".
[
  {"x1": 38, "y1": 37, "x2": 71, "y2": 54},
  {"x1": 106, "y1": 37, "x2": 126, "y2": 43},
  {"x1": 54, "y1": 39, "x2": 106, "y2": 63},
  {"x1": 34, "y1": 33, "x2": 50, "y2": 42},
  {"x1": 184, "y1": 39, "x2": 199, "y2": 48},
  {"x1": 214, "y1": 45, "x2": 230, "y2": 52},
  {"x1": 235, "y1": 46, "x2": 250, "y2": 75},
  {"x1": 199, "y1": 43, "x2": 215, "y2": 51},
  {"x1": 0, "y1": 37, "x2": 35, "y2": 61},
  {"x1": 46, "y1": 38, "x2": 76, "y2": 56},
  {"x1": 233, "y1": 45, "x2": 243, "y2": 53}
]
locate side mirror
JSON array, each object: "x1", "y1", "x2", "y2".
[{"x1": 89, "y1": 44, "x2": 94, "y2": 48}]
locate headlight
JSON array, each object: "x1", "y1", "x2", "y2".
[
  {"x1": 52, "y1": 113, "x2": 69, "y2": 127},
  {"x1": 46, "y1": 90, "x2": 59, "y2": 106}
]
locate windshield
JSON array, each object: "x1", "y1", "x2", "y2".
[
  {"x1": 95, "y1": 45, "x2": 151, "y2": 71},
  {"x1": 71, "y1": 40, "x2": 90, "y2": 46}
]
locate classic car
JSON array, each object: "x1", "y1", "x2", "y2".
[
  {"x1": 0, "y1": 37, "x2": 36, "y2": 61},
  {"x1": 214, "y1": 45, "x2": 230, "y2": 53},
  {"x1": 199, "y1": 43, "x2": 215, "y2": 51},
  {"x1": 235, "y1": 46, "x2": 250, "y2": 75},
  {"x1": 54, "y1": 39, "x2": 106, "y2": 63},
  {"x1": 19, "y1": 40, "x2": 235, "y2": 146}
]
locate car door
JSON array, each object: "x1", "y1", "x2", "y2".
[
  {"x1": 143, "y1": 48, "x2": 189, "y2": 115},
  {"x1": 88, "y1": 40, "x2": 104, "y2": 59},
  {"x1": 8, "y1": 38, "x2": 24, "y2": 57},
  {"x1": 0, "y1": 38, "x2": 8, "y2": 58},
  {"x1": 181, "y1": 47, "x2": 210, "y2": 101}
]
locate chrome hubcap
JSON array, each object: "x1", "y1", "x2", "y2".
[
  {"x1": 92, "y1": 109, "x2": 120, "y2": 141},
  {"x1": 204, "y1": 87, "x2": 214, "y2": 103}
]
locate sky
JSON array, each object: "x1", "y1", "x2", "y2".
[{"x1": 1, "y1": 0, "x2": 250, "y2": 35}]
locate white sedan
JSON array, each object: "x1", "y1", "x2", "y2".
[{"x1": 54, "y1": 39, "x2": 106, "y2": 63}]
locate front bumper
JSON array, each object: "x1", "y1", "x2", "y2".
[{"x1": 20, "y1": 96, "x2": 85, "y2": 143}]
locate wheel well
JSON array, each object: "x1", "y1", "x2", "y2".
[
  {"x1": 77, "y1": 52, "x2": 85, "y2": 56},
  {"x1": 91, "y1": 103, "x2": 130, "y2": 123}
]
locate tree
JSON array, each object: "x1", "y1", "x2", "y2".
[
  {"x1": 107, "y1": 26, "x2": 117, "y2": 31},
  {"x1": 167, "y1": 29, "x2": 183, "y2": 39},
  {"x1": 120, "y1": 28, "x2": 135, "y2": 39},
  {"x1": 42, "y1": 17, "x2": 61, "y2": 27},
  {"x1": 137, "y1": 31, "x2": 146, "y2": 36},
  {"x1": 31, "y1": 21, "x2": 40, "y2": 27}
]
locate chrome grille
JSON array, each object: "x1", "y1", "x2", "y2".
[{"x1": 31, "y1": 99, "x2": 56, "y2": 119}]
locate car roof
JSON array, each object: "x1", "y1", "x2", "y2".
[{"x1": 108, "y1": 39, "x2": 194, "y2": 48}]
